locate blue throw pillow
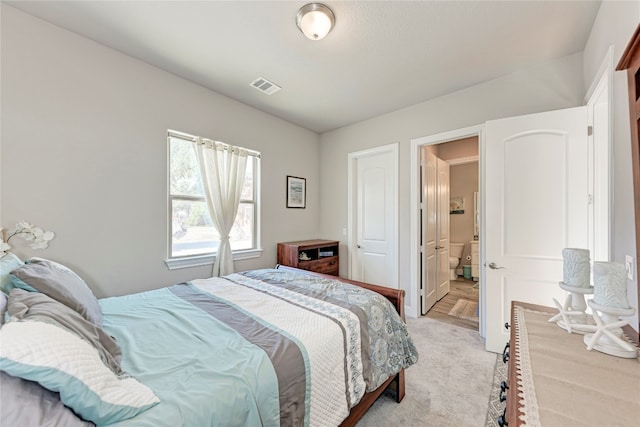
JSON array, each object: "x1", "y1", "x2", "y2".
[{"x1": 0, "y1": 253, "x2": 23, "y2": 294}]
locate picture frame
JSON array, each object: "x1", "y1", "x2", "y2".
[
  {"x1": 286, "y1": 175, "x2": 306, "y2": 208},
  {"x1": 450, "y1": 197, "x2": 464, "y2": 214}
]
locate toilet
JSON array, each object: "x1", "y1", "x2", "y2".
[{"x1": 449, "y1": 243, "x2": 465, "y2": 280}]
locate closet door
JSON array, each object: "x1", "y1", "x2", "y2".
[{"x1": 349, "y1": 144, "x2": 398, "y2": 289}]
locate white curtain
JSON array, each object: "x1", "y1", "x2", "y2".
[{"x1": 194, "y1": 138, "x2": 247, "y2": 277}]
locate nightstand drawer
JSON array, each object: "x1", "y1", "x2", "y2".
[{"x1": 299, "y1": 256, "x2": 339, "y2": 275}]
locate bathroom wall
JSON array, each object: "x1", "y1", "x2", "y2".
[
  {"x1": 434, "y1": 137, "x2": 479, "y2": 273},
  {"x1": 449, "y1": 162, "x2": 479, "y2": 272},
  {"x1": 437, "y1": 136, "x2": 478, "y2": 161}
]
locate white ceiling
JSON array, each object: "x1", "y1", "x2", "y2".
[{"x1": 7, "y1": 1, "x2": 601, "y2": 134}]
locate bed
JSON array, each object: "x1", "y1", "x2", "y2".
[{"x1": 0, "y1": 256, "x2": 418, "y2": 427}]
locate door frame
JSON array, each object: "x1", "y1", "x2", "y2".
[
  {"x1": 347, "y1": 143, "x2": 399, "y2": 288},
  {"x1": 585, "y1": 45, "x2": 614, "y2": 262},
  {"x1": 409, "y1": 125, "x2": 485, "y2": 336}
]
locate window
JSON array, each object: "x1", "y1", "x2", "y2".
[{"x1": 167, "y1": 130, "x2": 260, "y2": 267}]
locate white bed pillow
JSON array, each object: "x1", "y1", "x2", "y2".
[{"x1": 0, "y1": 292, "x2": 159, "y2": 424}]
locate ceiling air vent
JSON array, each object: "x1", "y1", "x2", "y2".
[{"x1": 250, "y1": 77, "x2": 281, "y2": 95}]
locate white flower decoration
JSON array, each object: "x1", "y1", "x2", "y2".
[{"x1": 1, "y1": 221, "x2": 55, "y2": 256}]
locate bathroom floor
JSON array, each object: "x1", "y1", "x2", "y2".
[{"x1": 423, "y1": 278, "x2": 479, "y2": 331}]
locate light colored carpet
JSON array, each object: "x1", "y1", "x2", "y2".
[
  {"x1": 448, "y1": 299, "x2": 479, "y2": 322},
  {"x1": 356, "y1": 317, "x2": 496, "y2": 426}
]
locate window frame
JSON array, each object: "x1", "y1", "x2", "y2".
[{"x1": 165, "y1": 130, "x2": 262, "y2": 270}]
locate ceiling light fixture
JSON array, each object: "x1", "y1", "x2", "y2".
[{"x1": 296, "y1": 3, "x2": 335, "y2": 41}]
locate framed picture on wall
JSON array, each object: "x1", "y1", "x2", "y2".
[
  {"x1": 286, "y1": 175, "x2": 306, "y2": 208},
  {"x1": 450, "y1": 197, "x2": 464, "y2": 214}
]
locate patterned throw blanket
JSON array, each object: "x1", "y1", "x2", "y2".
[{"x1": 186, "y1": 268, "x2": 418, "y2": 426}]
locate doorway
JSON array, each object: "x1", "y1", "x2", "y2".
[
  {"x1": 420, "y1": 137, "x2": 480, "y2": 329},
  {"x1": 410, "y1": 125, "x2": 484, "y2": 332}
]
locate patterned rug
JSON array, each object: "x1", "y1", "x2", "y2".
[
  {"x1": 448, "y1": 299, "x2": 479, "y2": 321},
  {"x1": 485, "y1": 354, "x2": 508, "y2": 427}
]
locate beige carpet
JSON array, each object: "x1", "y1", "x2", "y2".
[
  {"x1": 355, "y1": 316, "x2": 496, "y2": 426},
  {"x1": 448, "y1": 299, "x2": 479, "y2": 322}
]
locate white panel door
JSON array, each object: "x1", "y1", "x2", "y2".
[
  {"x1": 484, "y1": 106, "x2": 588, "y2": 353},
  {"x1": 436, "y1": 157, "x2": 450, "y2": 300},
  {"x1": 421, "y1": 148, "x2": 437, "y2": 313},
  {"x1": 351, "y1": 144, "x2": 398, "y2": 288}
]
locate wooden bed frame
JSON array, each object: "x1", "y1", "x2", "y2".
[{"x1": 274, "y1": 265, "x2": 406, "y2": 427}]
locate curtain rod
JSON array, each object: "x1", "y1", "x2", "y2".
[{"x1": 168, "y1": 130, "x2": 261, "y2": 158}]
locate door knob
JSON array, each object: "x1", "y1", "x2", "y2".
[{"x1": 488, "y1": 262, "x2": 504, "y2": 270}]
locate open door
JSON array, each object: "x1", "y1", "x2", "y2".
[
  {"x1": 421, "y1": 148, "x2": 437, "y2": 313},
  {"x1": 484, "y1": 106, "x2": 589, "y2": 353},
  {"x1": 436, "y1": 157, "x2": 450, "y2": 300}
]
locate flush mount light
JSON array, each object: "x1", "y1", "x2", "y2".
[{"x1": 296, "y1": 3, "x2": 335, "y2": 41}]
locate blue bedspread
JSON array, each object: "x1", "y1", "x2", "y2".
[
  {"x1": 98, "y1": 268, "x2": 418, "y2": 427},
  {"x1": 100, "y1": 286, "x2": 281, "y2": 427}
]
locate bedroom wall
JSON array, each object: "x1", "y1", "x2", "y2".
[
  {"x1": 582, "y1": 0, "x2": 640, "y2": 333},
  {"x1": 0, "y1": 5, "x2": 321, "y2": 298},
  {"x1": 319, "y1": 52, "x2": 585, "y2": 314}
]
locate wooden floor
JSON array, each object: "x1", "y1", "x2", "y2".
[{"x1": 423, "y1": 278, "x2": 479, "y2": 331}]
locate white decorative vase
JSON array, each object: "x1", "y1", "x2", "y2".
[
  {"x1": 593, "y1": 262, "x2": 630, "y2": 309},
  {"x1": 584, "y1": 262, "x2": 638, "y2": 358},
  {"x1": 549, "y1": 248, "x2": 594, "y2": 333},
  {"x1": 562, "y1": 248, "x2": 591, "y2": 288}
]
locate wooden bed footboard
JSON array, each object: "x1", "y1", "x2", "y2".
[{"x1": 274, "y1": 265, "x2": 407, "y2": 426}]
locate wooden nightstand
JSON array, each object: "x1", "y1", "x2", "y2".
[{"x1": 277, "y1": 239, "x2": 339, "y2": 276}]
